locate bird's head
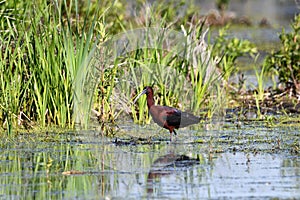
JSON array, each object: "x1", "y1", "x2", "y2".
[{"x1": 133, "y1": 86, "x2": 153, "y2": 103}]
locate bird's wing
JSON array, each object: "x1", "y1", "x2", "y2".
[
  {"x1": 165, "y1": 108, "x2": 182, "y2": 127},
  {"x1": 153, "y1": 106, "x2": 200, "y2": 128},
  {"x1": 179, "y1": 111, "x2": 200, "y2": 127},
  {"x1": 165, "y1": 109, "x2": 200, "y2": 128}
]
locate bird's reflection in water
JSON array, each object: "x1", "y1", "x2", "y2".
[{"x1": 146, "y1": 153, "x2": 200, "y2": 195}]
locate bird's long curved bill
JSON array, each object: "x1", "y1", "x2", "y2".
[{"x1": 133, "y1": 88, "x2": 147, "y2": 103}]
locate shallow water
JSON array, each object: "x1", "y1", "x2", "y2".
[
  {"x1": 198, "y1": 0, "x2": 299, "y2": 28},
  {"x1": 0, "y1": 121, "x2": 299, "y2": 199}
]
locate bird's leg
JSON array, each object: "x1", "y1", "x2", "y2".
[
  {"x1": 173, "y1": 130, "x2": 177, "y2": 135},
  {"x1": 169, "y1": 130, "x2": 173, "y2": 142},
  {"x1": 169, "y1": 130, "x2": 177, "y2": 142}
]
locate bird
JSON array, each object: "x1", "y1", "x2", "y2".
[{"x1": 133, "y1": 86, "x2": 200, "y2": 141}]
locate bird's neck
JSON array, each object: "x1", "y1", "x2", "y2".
[{"x1": 147, "y1": 95, "x2": 155, "y2": 108}]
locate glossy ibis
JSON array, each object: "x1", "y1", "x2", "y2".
[{"x1": 133, "y1": 86, "x2": 200, "y2": 141}]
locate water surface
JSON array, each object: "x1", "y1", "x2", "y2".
[{"x1": 1, "y1": 122, "x2": 299, "y2": 199}]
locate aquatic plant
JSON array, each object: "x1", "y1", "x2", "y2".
[
  {"x1": 265, "y1": 14, "x2": 300, "y2": 96},
  {"x1": 0, "y1": 0, "x2": 102, "y2": 132},
  {"x1": 212, "y1": 26, "x2": 258, "y2": 81},
  {"x1": 122, "y1": 21, "x2": 222, "y2": 125}
]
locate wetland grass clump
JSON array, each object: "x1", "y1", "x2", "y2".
[
  {"x1": 233, "y1": 14, "x2": 300, "y2": 121},
  {"x1": 0, "y1": 0, "x2": 207, "y2": 134},
  {"x1": 211, "y1": 25, "x2": 258, "y2": 82},
  {"x1": 114, "y1": 22, "x2": 223, "y2": 126},
  {"x1": 1, "y1": 0, "x2": 299, "y2": 135},
  {"x1": 0, "y1": 1, "x2": 105, "y2": 133},
  {"x1": 265, "y1": 14, "x2": 300, "y2": 96}
]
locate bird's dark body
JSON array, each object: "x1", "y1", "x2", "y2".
[
  {"x1": 150, "y1": 105, "x2": 200, "y2": 133},
  {"x1": 134, "y1": 86, "x2": 200, "y2": 140}
]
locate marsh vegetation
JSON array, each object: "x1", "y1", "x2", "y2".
[{"x1": 1, "y1": 1, "x2": 299, "y2": 135}]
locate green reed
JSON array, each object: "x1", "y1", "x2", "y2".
[
  {"x1": 121, "y1": 23, "x2": 222, "y2": 124},
  {"x1": 0, "y1": 0, "x2": 102, "y2": 132},
  {"x1": 0, "y1": 0, "x2": 223, "y2": 134},
  {"x1": 254, "y1": 62, "x2": 267, "y2": 102},
  {"x1": 1, "y1": 0, "x2": 271, "y2": 133}
]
